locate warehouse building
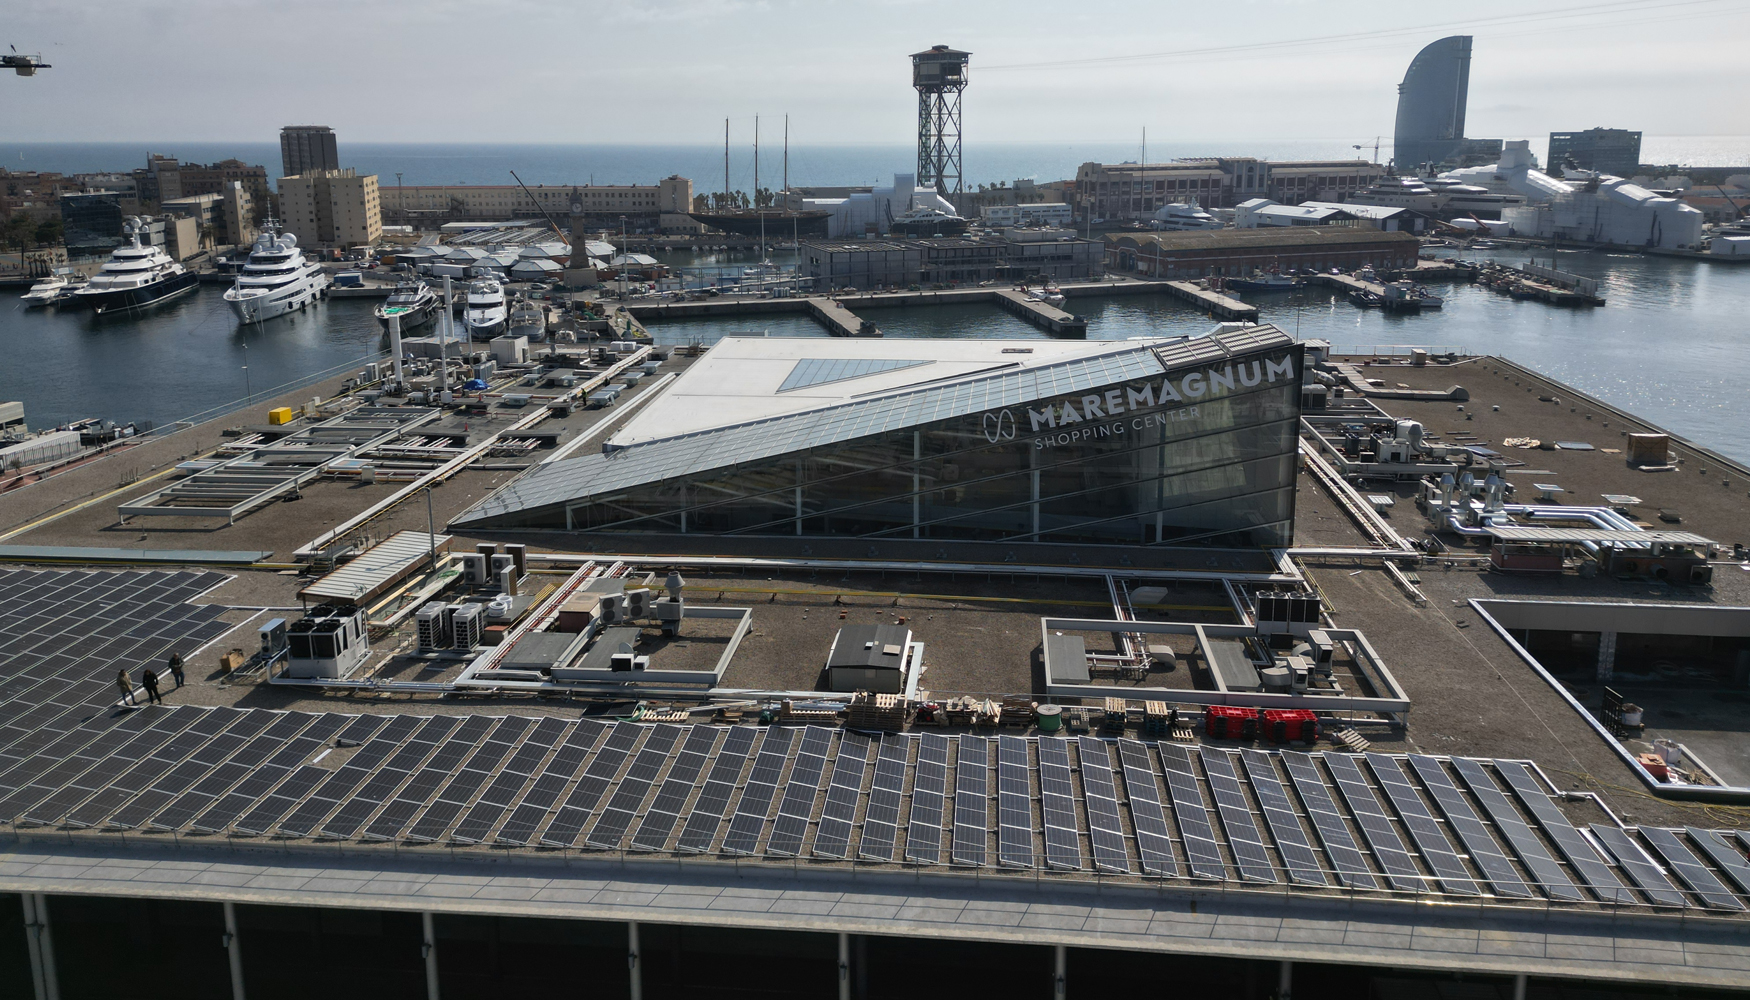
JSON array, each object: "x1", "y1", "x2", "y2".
[
  {"x1": 453, "y1": 326, "x2": 1303, "y2": 548},
  {"x1": 1105, "y1": 228, "x2": 1421, "y2": 279}
]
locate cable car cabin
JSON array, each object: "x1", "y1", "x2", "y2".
[{"x1": 1489, "y1": 541, "x2": 1565, "y2": 574}]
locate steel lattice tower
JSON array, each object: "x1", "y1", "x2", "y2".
[{"x1": 911, "y1": 45, "x2": 970, "y2": 200}]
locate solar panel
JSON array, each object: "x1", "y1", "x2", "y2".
[
  {"x1": 813, "y1": 732, "x2": 872, "y2": 860},
  {"x1": 404, "y1": 716, "x2": 539, "y2": 843},
  {"x1": 233, "y1": 765, "x2": 330, "y2": 836},
  {"x1": 363, "y1": 717, "x2": 498, "y2": 842},
  {"x1": 17, "y1": 709, "x2": 189, "y2": 826},
  {"x1": 1159, "y1": 744, "x2": 1226, "y2": 880},
  {"x1": 1351, "y1": 755, "x2": 1472, "y2": 895},
  {"x1": 446, "y1": 716, "x2": 573, "y2": 845},
  {"x1": 1117, "y1": 740, "x2": 1177, "y2": 877},
  {"x1": 1239, "y1": 749, "x2": 1326, "y2": 887},
  {"x1": 108, "y1": 710, "x2": 278, "y2": 830},
  {"x1": 721, "y1": 726, "x2": 796, "y2": 856},
  {"x1": 994, "y1": 736, "x2": 1033, "y2": 869},
  {"x1": 905, "y1": 733, "x2": 949, "y2": 865},
  {"x1": 145, "y1": 714, "x2": 316, "y2": 831},
  {"x1": 675, "y1": 727, "x2": 759, "y2": 853},
  {"x1": 321, "y1": 716, "x2": 462, "y2": 839},
  {"x1": 1587, "y1": 825, "x2": 1689, "y2": 907},
  {"x1": 490, "y1": 718, "x2": 599, "y2": 846},
  {"x1": 1406, "y1": 755, "x2": 1536, "y2": 899},
  {"x1": 1037, "y1": 738, "x2": 1082, "y2": 872},
  {"x1": 1323, "y1": 753, "x2": 1426, "y2": 892},
  {"x1": 1077, "y1": 738, "x2": 1129, "y2": 874},
  {"x1": 587, "y1": 725, "x2": 685, "y2": 849},
  {"x1": 1200, "y1": 749, "x2": 1275, "y2": 883},
  {"x1": 1448, "y1": 758, "x2": 1584, "y2": 902},
  {"x1": 1280, "y1": 750, "x2": 1379, "y2": 891},
  {"x1": 1492, "y1": 761, "x2": 1633, "y2": 904},
  {"x1": 1686, "y1": 827, "x2": 1750, "y2": 898},
  {"x1": 276, "y1": 715, "x2": 422, "y2": 837},
  {"x1": 1638, "y1": 827, "x2": 1746, "y2": 911},
  {"x1": 951, "y1": 736, "x2": 988, "y2": 867},
  {"x1": 630, "y1": 727, "x2": 720, "y2": 852},
  {"x1": 856, "y1": 735, "x2": 909, "y2": 862},
  {"x1": 766, "y1": 726, "x2": 834, "y2": 858}
]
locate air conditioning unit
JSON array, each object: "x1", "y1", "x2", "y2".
[
  {"x1": 598, "y1": 593, "x2": 622, "y2": 624},
  {"x1": 624, "y1": 588, "x2": 651, "y2": 619},
  {"x1": 416, "y1": 602, "x2": 451, "y2": 651},
  {"x1": 451, "y1": 603, "x2": 484, "y2": 650},
  {"x1": 460, "y1": 553, "x2": 489, "y2": 585},
  {"x1": 496, "y1": 564, "x2": 517, "y2": 597}
]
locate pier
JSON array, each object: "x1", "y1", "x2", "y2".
[{"x1": 1159, "y1": 281, "x2": 1260, "y2": 320}]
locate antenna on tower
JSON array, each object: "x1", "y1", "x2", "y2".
[{"x1": 911, "y1": 45, "x2": 970, "y2": 201}]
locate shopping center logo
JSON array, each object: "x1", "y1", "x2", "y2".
[{"x1": 983, "y1": 351, "x2": 1296, "y2": 450}]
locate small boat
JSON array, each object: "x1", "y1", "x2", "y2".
[
  {"x1": 1349, "y1": 289, "x2": 1382, "y2": 308},
  {"x1": 20, "y1": 267, "x2": 85, "y2": 306},
  {"x1": 1151, "y1": 200, "x2": 1223, "y2": 231},
  {"x1": 1227, "y1": 272, "x2": 1300, "y2": 292},
  {"x1": 374, "y1": 282, "x2": 442, "y2": 332}
]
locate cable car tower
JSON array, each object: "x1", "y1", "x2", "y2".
[{"x1": 911, "y1": 45, "x2": 969, "y2": 201}]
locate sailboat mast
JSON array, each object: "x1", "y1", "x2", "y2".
[
  {"x1": 787, "y1": 114, "x2": 796, "y2": 260},
  {"x1": 756, "y1": 114, "x2": 764, "y2": 261},
  {"x1": 723, "y1": 118, "x2": 729, "y2": 209}
]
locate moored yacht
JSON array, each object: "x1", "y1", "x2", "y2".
[
  {"x1": 374, "y1": 282, "x2": 442, "y2": 332},
  {"x1": 1150, "y1": 200, "x2": 1223, "y2": 231},
  {"x1": 507, "y1": 297, "x2": 545, "y2": 341},
  {"x1": 73, "y1": 218, "x2": 200, "y2": 315},
  {"x1": 20, "y1": 267, "x2": 86, "y2": 306},
  {"x1": 222, "y1": 227, "x2": 329, "y2": 323},
  {"x1": 463, "y1": 278, "x2": 507, "y2": 338}
]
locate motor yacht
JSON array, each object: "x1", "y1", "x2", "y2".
[
  {"x1": 1150, "y1": 201, "x2": 1223, "y2": 231},
  {"x1": 222, "y1": 227, "x2": 329, "y2": 323},
  {"x1": 20, "y1": 267, "x2": 85, "y2": 306},
  {"x1": 374, "y1": 282, "x2": 442, "y2": 332},
  {"x1": 73, "y1": 217, "x2": 200, "y2": 315},
  {"x1": 507, "y1": 297, "x2": 545, "y2": 341},
  {"x1": 464, "y1": 278, "x2": 507, "y2": 338}
]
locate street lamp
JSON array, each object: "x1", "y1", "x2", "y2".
[{"x1": 241, "y1": 342, "x2": 250, "y2": 402}]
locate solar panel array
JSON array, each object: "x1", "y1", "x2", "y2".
[{"x1": 0, "y1": 568, "x2": 1745, "y2": 918}]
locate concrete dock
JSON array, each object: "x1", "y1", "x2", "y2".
[{"x1": 1160, "y1": 281, "x2": 1260, "y2": 320}]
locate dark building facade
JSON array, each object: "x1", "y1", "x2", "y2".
[
  {"x1": 454, "y1": 328, "x2": 1303, "y2": 548},
  {"x1": 1548, "y1": 129, "x2": 1643, "y2": 177},
  {"x1": 280, "y1": 125, "x2": 340, "y2": 180},
  {"x1": 1105, "y1": 229, "x2": 1421, "y2": 279},
  {"x1": 58, "y1": 191, "x2": 126, "y2": 254},
  {"x1": 1393, "y1": 36, "x2": 1474, "y2": 171}
]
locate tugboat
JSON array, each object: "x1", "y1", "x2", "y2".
[{"x1": 73, "y1": 217, "x2": 200, "y2": 315}]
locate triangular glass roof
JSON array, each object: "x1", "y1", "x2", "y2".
[{"x1": 776, "y1": 358, "x2": 934, "y2": 393}]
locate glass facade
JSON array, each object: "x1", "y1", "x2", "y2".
[
  {"x1": 478, "y1": 341, "x2": 1301, "y2": 548},
  {"x1": 1393, "y1": 35, "x2": 1472, "y2": 171}
]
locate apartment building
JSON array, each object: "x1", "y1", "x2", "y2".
[
  {"x1": 279, "y1": 169, "x2": 380, "y2": 248},
  {"x1": 383, "y1": 176, "x2": 693, "y2": 232}
]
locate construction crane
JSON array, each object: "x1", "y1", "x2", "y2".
[
  {"x1": 508, "y1": 170, "x2": 570, "y2": 244},
  {"x1": 1352, "y1": 137, "x2": 1381, "y2": 165},
  {"x1": 4, "y1": 46, "x2": 50, "y2": 76}
]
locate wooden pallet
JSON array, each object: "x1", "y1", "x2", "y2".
[{"x1": 1329, "y1": 727, "x2": 1373, "y2": 752}]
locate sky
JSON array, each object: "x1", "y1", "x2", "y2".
[{"x1": 4, "y1": 0, "x2": 1748, "y2": 148}]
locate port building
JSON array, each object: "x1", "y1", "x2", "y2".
[
  {"x1": 798, "y1": 173, "x2": 962, "y2": 237},
  {"x1": 1074, "y1": 159, "x2": 1387, "y2": 221},
  {"x1": 1104, "y1": 228, "x2": 1420, "y2": 279},
  {"x1": 798, "y1": 233, "x2": 1102, "y2": 288},
  {"x1": 452, "y1": 326, "x2": 1302, "y2": 547}
]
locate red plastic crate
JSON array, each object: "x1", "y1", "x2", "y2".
[
  {"x1": 1263, "y1": 708, "x2": 1319, "y2": 744},
  {"x1": 1205, "y1": 705, "x2": 1260, "y2": 739}
]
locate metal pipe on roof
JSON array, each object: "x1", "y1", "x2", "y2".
[{"x1": 524, "y1": 551, "x2": 1302, "y2": 583}]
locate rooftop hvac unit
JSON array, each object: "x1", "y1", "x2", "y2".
[
  {"x1": 1254, "y1": 592, "x2": 1321, "y2": 638},
  {"x1": 286, "y1": 603, "x2": 370, "y2": 678},
  {"x1": 460, "y1": 553, "x2": 489, "y2": 586},
  {"x1": 451, "y1": 602, "x2": 485, "y2": 650},
  {"x1": 504, "y1": 543, "x2": 527, "y2": 578},
  {"x1": 624, "y1": 588, "x2": 651, "y2": 619},
  {"x1": 598, "y1": 592, "x2": 623, "y2": 624},
  {"x1": 501, "y1": 394, "x2": 531, "y2": 408},
  {"x1": 496, "y1": 564, "x2": 518, "y2": 597},
  {"x1": 416, "y1": 601, "x2": 451, "y2": 651},
  {"x1": 259, "y1": 618, "x2": 288, "y2": 660}
]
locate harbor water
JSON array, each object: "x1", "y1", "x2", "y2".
[{"x1": 2, "y1": 247, "x2": 1747, "y2": 463}]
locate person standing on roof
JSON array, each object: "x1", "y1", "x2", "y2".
[
  {"x1": 167, "y1": 652, "x2": 185, "y2": 688},
  {"x1": 116, "y1": 667, "x2": 134, "y2": 706},
  {"x1": 140, "y1": 667, "x2": 162, "y2": 706}
]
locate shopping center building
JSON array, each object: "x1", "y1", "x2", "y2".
[{"x1": 453, "y1": 325, "x2": 1303, "y2": 548}]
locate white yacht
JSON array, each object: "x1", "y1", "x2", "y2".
[
  {"x1": 463, "y1": 278, "x2": 507, "y2": 338},
  {"x1": 20, "y1": 267, "x2": 86, "y2": 306},
  {"x1": 1150, "y1": 201, "x2": 1223, "y2": 231},
  {"x1": 374, "y1": 282, "x2": 442, "y2": 332},
  {"x1": 222, "y1": 227, "x2": 329, "y2": 323},
  {"x1": 1347, "y1": 177, "x2": 1440, "y2": 213},
  {"x1": 507, "y1": 297, "x2": 545, "y2": 341},
  {"x1": 73, "y1": 218, "x2": 200, "y2": 315}
]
